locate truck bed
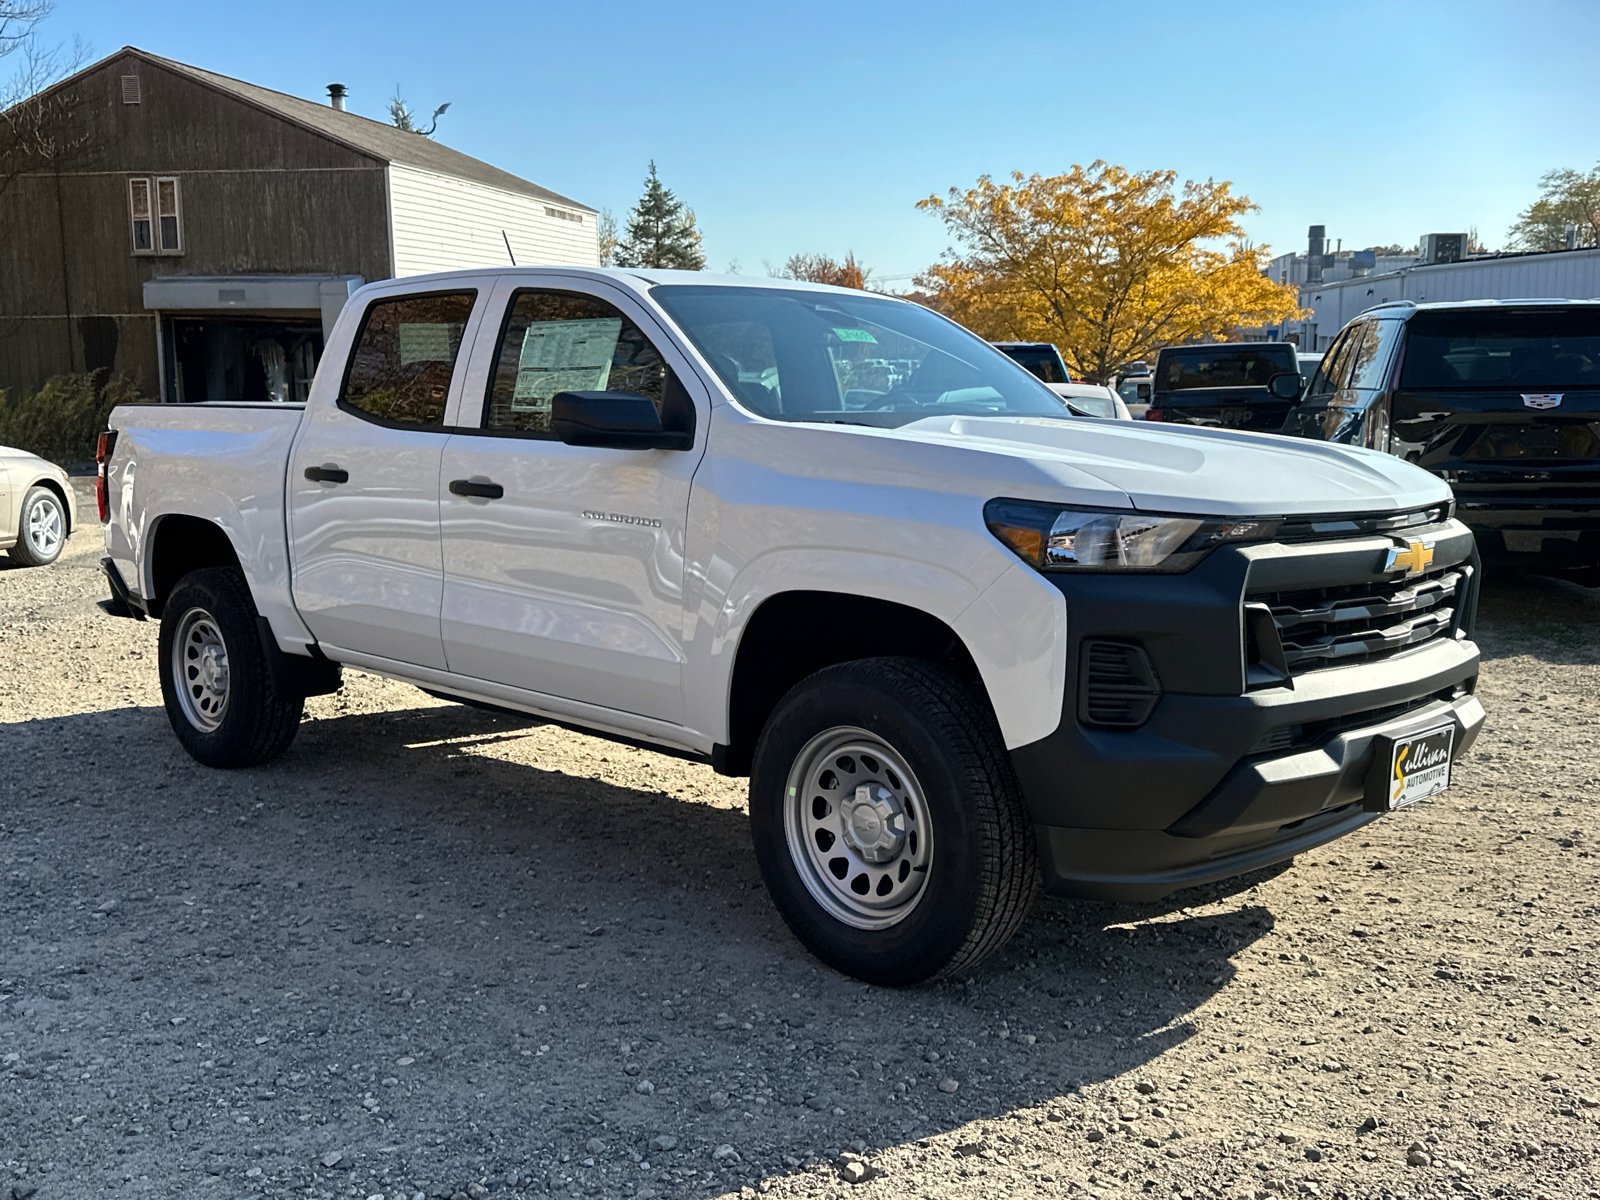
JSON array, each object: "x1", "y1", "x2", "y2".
[{"x1": 105, "y1": 403, "x2": 312, "y2": 649}]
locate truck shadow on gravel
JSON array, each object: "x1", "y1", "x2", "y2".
[{"x1": 2, "y1": 700, "x2": 1278, "y2": 1198}]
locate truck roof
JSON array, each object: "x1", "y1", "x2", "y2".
[{"x1": 352, "y1": 266, "x2": 887, "y2": 305}]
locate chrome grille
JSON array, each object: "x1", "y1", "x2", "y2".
[{"x1": 1253, "y1": 567, "x2": 1461, "y2": 673}]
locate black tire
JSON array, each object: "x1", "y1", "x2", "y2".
[
  {"x1": 749, "y1": 657, "x2": 1038, "y2": 985},
  {"x1": 8, "y1": 485, "x2": 67, "y2": 567},
  {"x1": 158, "y1": 567, "x2": 303, "y2": 768}
]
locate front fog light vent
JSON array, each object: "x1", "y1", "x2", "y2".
[{"x1": 1078, "y1": 640, "x2": 1162, "y2": 729}]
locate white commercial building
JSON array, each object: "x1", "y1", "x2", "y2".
[{"x1": 1271, "y1": 246, "x2": 1600, "y2": 351}]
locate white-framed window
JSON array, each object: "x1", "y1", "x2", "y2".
[{"x1": 128, "y1": 175, "x2": 182, "y2": 255}]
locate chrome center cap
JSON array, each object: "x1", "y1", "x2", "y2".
[
  {"x1": 839, "y1": 783, "x2": 907, "y2": 863},
  {"x1": 198, "y1": 647, "x2": 224, "y2": 689}
]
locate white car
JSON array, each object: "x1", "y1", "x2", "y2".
[
  {"x1": 100, "y1": 268, "x2": 1485, "y2": 984},
  {"x1": 0, "y1": 446, "x2": 75, "y2": 567},
  {"x1": 1048, "y1": 382, "x2": 1132, "y2": 420}
]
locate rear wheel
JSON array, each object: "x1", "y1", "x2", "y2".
[
  {"x1": 8, "y1": 485, "x2": 66, "y2": 566},
  {"x1": 749, "y1": 658, "x2": 1038, "y2": 985},
  {"x1": 158, "y1": 567, "x2": 303, "y2": 768}
]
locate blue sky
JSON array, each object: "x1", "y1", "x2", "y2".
[{"x1": 41, "y1": 0, "x2": 1600, "y2": 284}]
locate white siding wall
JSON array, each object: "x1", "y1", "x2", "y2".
[
  {"x1": 387, "y1": 163, "x2": 598, "y2": 277},
  {"x1": 1298, "y1": 248, "x2": 1600, "y2": 347}
]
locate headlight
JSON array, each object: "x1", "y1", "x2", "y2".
[{"x1": 984, "y1": 498, "x2": 1279, "y2": 573}]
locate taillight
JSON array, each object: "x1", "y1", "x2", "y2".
[
  {"x1": 1143, "y1": 408, "x2": 1164, "y2": 421},
  {"x1": 95, "y1": 430, "x2": 116, "y2": 523}
]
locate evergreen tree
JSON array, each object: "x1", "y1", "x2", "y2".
[{"x1": 615, "y1": 162, "x2": 705, "y2": 270}]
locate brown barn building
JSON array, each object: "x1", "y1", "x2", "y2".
[{"x1": 0, "y1": 47, "x2": 597, "y2": 401}]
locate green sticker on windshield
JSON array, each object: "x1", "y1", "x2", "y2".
[{"x1": 833, "y1": 328, "x2": 877, "y2": 344}]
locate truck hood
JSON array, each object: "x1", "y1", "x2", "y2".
[{"x1": 891, "y1": 415, "x2": 1452, "y2": 516}]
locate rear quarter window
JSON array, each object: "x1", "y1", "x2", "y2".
[{"x1": 1157, "y1": 346, "x2": 1297, "y2": 390}]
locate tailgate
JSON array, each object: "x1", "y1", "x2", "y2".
[{"x1": 1151, "y1": 387, "x2": 1290, "y2": 432}]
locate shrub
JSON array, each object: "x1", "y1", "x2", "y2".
[{"x1": 0, "y1": 371, "x2": 147, "y2": 467}]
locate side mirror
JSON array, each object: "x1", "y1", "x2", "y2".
[
  {"x1": 1267, "y1": 372, "x2": 1303, "y2": 402},
  {"x1": 550, "y1": 391, "x2": 693, "y2": 451}
]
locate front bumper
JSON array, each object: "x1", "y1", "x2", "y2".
[
  {"x1": 1008, "y1": 526, "x2": 1483, "y2": 902},
  {"x1": 1454, "y1": 492, "x2": 1600, "y2": 570},
  {"x1": 1030, "y1": 681, "x2": 1482, "y2": 901}
]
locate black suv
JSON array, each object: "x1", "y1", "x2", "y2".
[
  {"x1": 1147, "y1": 342, "x2": 1302, "y2": 431},
  {"x1": 1282, "y1": 300, "x2": 1600, "y2": 583}
]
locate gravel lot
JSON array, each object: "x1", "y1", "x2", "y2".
[{"x1": 2, "y1": 484, "x2": 1598, "y2": 1200}]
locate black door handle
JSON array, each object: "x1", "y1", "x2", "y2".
[
  {"x1": 449, "y1": 478, "x2": 504, "y2": 500},
  {"x1": 304, "y1": 464, "x2": 349, "y2": 484}
]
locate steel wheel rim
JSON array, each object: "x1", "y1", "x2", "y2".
[
  {"x1": 172, "y1": 607, "x2": 230, "y2": 732},
  {"x1": 783, "y1": 726, "x2": 934, "y2": 931},
  {"x1": 27, "y1": 496, "x2": 62, "y2": 556}
]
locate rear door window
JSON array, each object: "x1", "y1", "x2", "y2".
[
  {"x1": 1346, "y1": 319, "x2": 1405, "y2": 390},
  {"x1": 340, "y1": 291, "x2": 476, "y2": 426}
]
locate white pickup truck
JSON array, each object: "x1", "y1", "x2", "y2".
[{"x1": 100, "y1": 268, "x2": 1486, "y2": 984}]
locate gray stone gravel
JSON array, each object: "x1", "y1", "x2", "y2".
[{"x1": 1, "y1": 485, "x2": 1597, "y2": 1199}]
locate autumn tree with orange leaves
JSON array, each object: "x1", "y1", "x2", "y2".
[{"x1": 916, "y1": 163, "x2": 1302, "y2": 382}]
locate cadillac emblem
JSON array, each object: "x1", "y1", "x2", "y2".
[{"x1": 1522, "y1": 393, "x2": 1563, "y2": 410}]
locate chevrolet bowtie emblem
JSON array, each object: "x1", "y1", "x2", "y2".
[{"x1": 1385, "y1": 539, "x2": 1435, "y2": 577}]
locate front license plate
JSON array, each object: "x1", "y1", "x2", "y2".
[{"x1": 1382, "y1": 724, "x2": 1455, "y2": 810}]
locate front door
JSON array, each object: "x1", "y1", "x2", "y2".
[
  {"x1": 438, "y1": 279, "x2": 705, "y2": 723},
  {"x1": 288, "y1": 288, "x2": 480, "y2": 669}
]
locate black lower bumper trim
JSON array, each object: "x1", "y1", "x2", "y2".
[{"x1": 1037, "y1": 802, "x2": 1380, "y2": 902}]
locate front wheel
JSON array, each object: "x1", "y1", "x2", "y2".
[
  {"x1": 749, "y1": 658, "x2": 1038, "y2": 985},
  {"x1": 158, "y1": 567, "x2": 303, "y2": 768}
]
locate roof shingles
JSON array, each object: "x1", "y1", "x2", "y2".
[{"x1": 130, "y1": 48, "x2": 593, "y2": 212}]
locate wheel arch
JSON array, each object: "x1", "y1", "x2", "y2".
[
  {"x1": 716, "y1": 589, "x2": 988, "y2": 777},
  {"x1": 25, "y1": 475, "x2": 73, "y2": 538},
  {"x1": 146, "y1": 514, "x2": 242, "y2": 619}
]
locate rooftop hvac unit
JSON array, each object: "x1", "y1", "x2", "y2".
[{"x1": 1420, "y1": 233, "x2": 1467, "y2": 265}]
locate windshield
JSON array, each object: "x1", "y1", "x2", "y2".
[
  {"x1": 997, "y1": 345, "x2": 1070, "y2": 383},
  {"x1": 650, "y1": 285, "x2": 1073, "y2": 428},
  {"x1": 1158, "y1": 345, "x2": 1298, "y2": 390},
  {"x1": 1400, "y1": 309, "x2": 1600, "y2": 390}
]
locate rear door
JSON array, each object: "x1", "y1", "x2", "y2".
[
  {"x1": 1282, "y1": 318, "x2": 1404, "y2": 445},
  {"x1": 287, "y1": 288, "x2": 482, "y2": 669},
  {"x1": 436, "y1": 277, "x2": 707, "y2": 723}
]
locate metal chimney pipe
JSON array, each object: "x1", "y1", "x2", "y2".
[
  {"x1": 1307, "y1": 225, "x2": 1326, "y2": 284},
  {"x1": 327, "y1": 83, "x2": 347, "y2": 111}
]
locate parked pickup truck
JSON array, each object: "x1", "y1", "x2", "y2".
[
  {"x1": 1147, "y1": 341, "x2": 1304, "y2": 431},
  {"x1": 100, "y1": 268, "x2": 1486, "y2": 985}
]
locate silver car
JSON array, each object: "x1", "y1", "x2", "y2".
[{"x1": 1, "y1": 447, "x2": 76, "y2": 567}]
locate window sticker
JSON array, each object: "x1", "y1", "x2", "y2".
[
  {"x1": 511, "y1": 318, "x2": 622, "y2": 412},
  {"x1": 833, "y1": 328, "x2": 878, "y2": 344},
  {"x1": 397, "y1": 323, "x2": 455, "y2": 365}
]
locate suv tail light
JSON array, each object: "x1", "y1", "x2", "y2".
[
  {"x1": 95, "y1": 430, "x2": 116, "y2": 522},
  {"x1": 1143, "y1": 408, "x2": 1164, "y2": 421}
]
